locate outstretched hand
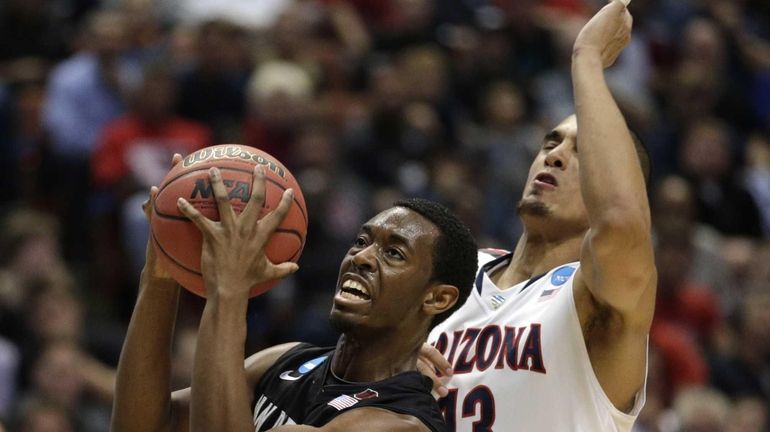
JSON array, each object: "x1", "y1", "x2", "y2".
[
  {"x1": 573, "y1": 0, "x2": 633, "y2": 68},
  {"x1": 141, "y1": 153, "x2": 183, "y2": 281},
  {"x1": 177, "y1": 166, "x2": 299, "y2": 300}
]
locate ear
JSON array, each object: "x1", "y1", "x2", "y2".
[{"x1": 422, "y1": 284, "x2": 459, "y2": 318}]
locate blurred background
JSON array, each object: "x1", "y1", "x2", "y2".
[{"x1": 0, "y1": 0, "x2": 768, "y2": 430}]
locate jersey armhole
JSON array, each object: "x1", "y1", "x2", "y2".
[{"x1": 566, "y1": 279, "x2": 648, "y2": 421}]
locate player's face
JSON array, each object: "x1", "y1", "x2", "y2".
[
  {"x1": 330, "y1": 207, "x2": 439, "y2": 334},
  {"x1": 518, "y1": 115, "x2": 589, "y2": 231}
]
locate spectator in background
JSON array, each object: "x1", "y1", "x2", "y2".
[
  {"x1": 672, "y1": 386, "x2": 731, "y2": 432},
  {"x1": 463, "y1": 80, "x2": 544, "y2": 245},
  {"x1": 43, "y1": 9, "x2": 136, "y2": 163},
  {"x1": 176, "y1": 19, "x2": 251, "y2": 143},
  {"x1": 727, "y1": 397, "x2": 768, "y2": 432},
  {"x1": 92, "y1": 63, "x2": 211, "y2": 276},
  {"x1": 651, "y1": 176, "x2": 735, "y2": 308},
  {"x1": 243, "y1": 60, "x2": 315, "y2": 165},
  {"x1": 711, "y1": 292, "x2": 770, "y2": 401},
  {"x1": 678, "y1": 118, "x2": 763, "y2": 238},
  {"x1": 0, "y1": 0, "x2": 69, "y2": 64},
  {"x1": 0, "y1": 209, "x2": 65, "y2": 341},
  {"x1": 744, "y1": 133, "x2": 770, "y2": 235},
  {"x1": 18, "y1": 341, "x2": 111, "y2": 432},
  {"x1": 42, "y1": 9, "x2": 138, "y2": 261},
  {"x1": 15, "y1": 399, "x2": 74, "y2": 432}
]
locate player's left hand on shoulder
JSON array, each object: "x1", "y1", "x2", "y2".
[
  {"x1": 417, "y1": 343, "x2": 452, "y2": 399},
  {"x1": 573, "y1": 0, "x2": 633, "y2": 68}
]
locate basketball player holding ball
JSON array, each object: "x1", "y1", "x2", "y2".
[
  {"x1": 418, "y1": 2, "x2": 656, "y2": 430},
  {"x1": 112, "y1": 155, "x2": 478, "y2": 431}
]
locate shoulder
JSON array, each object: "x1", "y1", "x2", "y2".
[{"x1": 244, "y1": 342, "x2": 303, "y2": 388}]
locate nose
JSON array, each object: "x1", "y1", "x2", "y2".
[
  {"x1": 351, "y1": 244, "x2": 377, "y2": 273},
  {"x1": 544, "y1": 145, "x2": 568, "y2": 170}
]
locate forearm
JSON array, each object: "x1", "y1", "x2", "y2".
[
  {"x1": 572, "y1": 50, "x2": 649, "y2": 226},
  {"x1": 112, "y1": 274, "x2": 181, "y2": 432},
  {"x1": 190, "y1": 293, "x2": 253, "y2": 432}
]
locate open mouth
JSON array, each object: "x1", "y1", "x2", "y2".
[
  {"x1": 534, "y1": 173, "x2": 558, "y2": 187},
  {"x1": 339, "y1": 279, "x2": 371, "y2": 301}
]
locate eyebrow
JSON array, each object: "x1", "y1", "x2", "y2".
[
  {"x1": 543, "y1": 130, "x2": 562, "y2": 145},
  {"x1": 360, "y1": 224, "x2": 415, "y2": 253},
  {"x1": 542, "y1": 129, "x2": 578, "y2": 151}
]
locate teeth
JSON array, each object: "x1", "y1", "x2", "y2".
[
  {"x1": 342, "y1": 279, "x2": 369, "y2": 295},
  {"x1": 340, "y1": 290, "x2": 358, "y2": 300}
]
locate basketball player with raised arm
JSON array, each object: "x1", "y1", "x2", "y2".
[
  {"x1": 111, "y1": 161, "x2": 478, "y2": 431},
  {"x1": 419, "y1": 1, "x2": 656, "y2": 430}
]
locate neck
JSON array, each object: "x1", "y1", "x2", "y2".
[
  {"x1": 331, "y1": 328, "x2": 425, "y2": 382},
  {"x1": 492, "y1": 228, "x2": 583, "y2": 289}
]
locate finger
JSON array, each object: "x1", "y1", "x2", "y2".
[
  {"x1": 420, "y1": 343, "x2": 453, "y2": 377},
  {"x1": 209, "y1": 167, "x2": 236, "y2": 227},
  {"x1": 265, "y1": 261, "x2": 300, "y2": 281},
  {"x1": 259, "y1": 188, "x2": 294, "y2": 235},
  {"x1": 417, "y1": 358, "x2": 449, "y2": 398},
  {"x1": 171, "y1": 153, "x2": 183, "y2": 168},
  {"x1": 242, "y1": 165, "x2": 267, "y2": 221},
  {"x1": 143, "y1": 186, "x2": 159, "y2": 221},
  {"x1": 177, "y1": 198, "x2": 213, "y2": 234}
]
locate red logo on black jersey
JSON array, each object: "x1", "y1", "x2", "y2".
[{"x1": 354, "y1": 389, "x2": 379, "y2": 400}]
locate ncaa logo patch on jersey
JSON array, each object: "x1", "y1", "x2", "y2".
[
  {"x1": 550, "y1": 266, "x2": 576, "y2": 286},
  {"x1": 279, "y1": 355, "x2": 328, "y2": 381},
  {"x1": 540, "y1": 266, "x2": 576, "y2": 302}
]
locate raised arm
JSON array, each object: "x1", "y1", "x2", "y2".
[
  {"x1": 177, "y1": 166, "x2": 298, "y2": 432},
  {"x1": 112, "y1": 185, "x2": 187, "y2": 432},
  {"x1": 571, "y1": 0, "x2": 657, "y2": 410}
]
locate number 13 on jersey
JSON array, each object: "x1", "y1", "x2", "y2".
[{"x1": 439, "y1": 386, "x2": 495, "y2": 432}]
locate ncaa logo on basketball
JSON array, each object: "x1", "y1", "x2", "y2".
[
  {"x1": 550, "y1": 266, "x2": 576, "y2": 286},
  {"x1": 279, "y1": 355, "x2": 328, "y2": 381}
]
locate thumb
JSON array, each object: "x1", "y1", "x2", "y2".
[{"x1": 269, "y1": 262, "x2": 300, "y2": 280}]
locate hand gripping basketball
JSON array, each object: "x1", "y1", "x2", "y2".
[
  {"x1": 151, "y1": 145, "x2": 307, "y2": 297},
  {"x1": 177, "y1": 166, "x2": 299, "y2": 300}
]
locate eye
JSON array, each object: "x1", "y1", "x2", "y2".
[
  {"x1": 543, "y1": 141, "x2": 557, "y2": 150},
  {"x1": 353, "y1": 236, "x2": 367, "y2": 248},
  {"x1": 384, "y1": 247, "x2": 405, "y2": 260}
]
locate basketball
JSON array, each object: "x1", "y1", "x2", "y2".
[{"x1": 151, "y1": 144, "x2": 307, "y2": 297}]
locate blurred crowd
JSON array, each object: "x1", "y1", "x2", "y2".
[{"x1": 0, "y1": 0, "x2": 769, "y2": 431}]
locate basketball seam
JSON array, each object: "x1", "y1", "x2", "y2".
[
  {"x1": 152, "y1": 226, "x2": 304, "y2": 267},
  {"x1": 151, "y1": 229, "x2": 203, "y2": 276},
  {"x1": 156, "y1": 166, "x2": 308, "y2": 225}
]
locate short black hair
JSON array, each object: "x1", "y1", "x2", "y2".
[{"x1": 393, "y1": 198, "x2": 478, "y2": 329}]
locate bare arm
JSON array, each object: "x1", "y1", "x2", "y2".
[
  {"x1": 269, "y1": 407, "x2": 429, "y2": 432},
  {"x1": 178, "y1": 166, "x2": 298, "y2": 432},
  {"x1": 571, "y1": 0, "x2": 656, "y2": 409},
  {"x1": 572, "y1": 0, "x2": 656, "y2": 327},
  {"x1": 111, "y1": 187, "x2": 185, "y2": 432}
]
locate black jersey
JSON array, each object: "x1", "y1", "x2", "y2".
[{"x1": 250, "y1": 343, "x2": 446, "y2": 432}]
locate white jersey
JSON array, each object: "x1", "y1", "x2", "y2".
[{"x1": 428, "y1": 250, "x2": 647, "y2": 432}]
